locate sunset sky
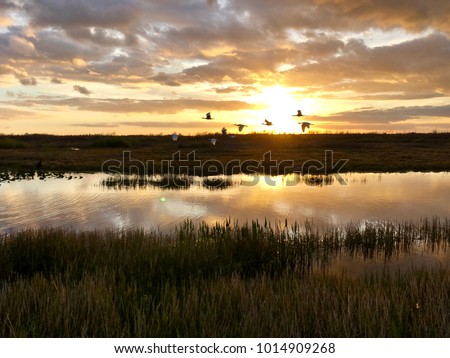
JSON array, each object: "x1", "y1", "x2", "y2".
[{"x1": 1, "y1": 0, "x2": 450, "y2": 135}]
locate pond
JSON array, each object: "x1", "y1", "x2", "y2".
[
  {"x1": 1, "y1": 171, "x2": 449, "y2": 275},
  {"x1": 1, "y1": 171, "x2": 449, "y2": 234}
]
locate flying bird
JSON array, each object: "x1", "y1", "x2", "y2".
[
  {"x1": 203, "y1": 112, "x2": 214, "y2": 120},
  {"x1": 262, "y1": 119, "x2": 273, "y2": 126},
  {"x1": 299, "y1": 122, "x2": 313, "y2": 132},
  {"x1": 235, "y1": 124, "x2": 248, "y2": 132},
  {"x1": 209, "y1": 138, "x2": 217, "y2": 146},
  {"x1": 293, "y1": 110, "x2": 304, "y2": 117}
]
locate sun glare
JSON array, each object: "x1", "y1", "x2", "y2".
[{"x1": 256, "y1": 86, "x2": 318, "y2": 133}]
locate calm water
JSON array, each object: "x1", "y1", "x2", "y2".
[
  {"x1": 1, "y1": 172, "x2": 449, "y2": 234},
  {"x1": 2, "y1": 171, "x2": 449, "y2": 275}
]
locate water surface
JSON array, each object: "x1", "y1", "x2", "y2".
[{"x1": 1, "y1": 172, "x2": 449, "y2": 234}]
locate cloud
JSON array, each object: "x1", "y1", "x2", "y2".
[
  {"x1": 1, "y1": 0, "x2": 450, "y2": 133},
  {"x1": 325, "y1": 104, "x2": 450, "y2": 123},
  {"x1": 70, "y1": 122, "x2": 119, "y2": 128},
  {"x1": 282, "y1": 33, "x2": 450, "y2": 98},
  {"x1": 313, "y1": 0, "x2": 450, "y2": 34},
  {"x1": 6, "y1": 96, "x2": 260, "y2": 114},
  {"x1": 24, "y1": 0, "x2": 142, "y2": 31},
  {"x1": 214, "y1": 85, "x2": 256, "y2": 94},
  {"x1": 78, "y1": 98, "x2": 258, "y2": 113},
  {"x1": 73, "y1": 85, "x2": 92, "y2": 95},
  {"x1": 120, "y1": 121, "x2": 226, "y2": 128},
  {"x1": 19, "y1": 77, "x2": 37, "y2": 86},
  {"x1": 0, "y1": 108, "x2": 36, "y2": 119}
]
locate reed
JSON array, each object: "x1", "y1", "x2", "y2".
[{"x1": 0, "y1": 218, "x2": 449, "y2": 337}]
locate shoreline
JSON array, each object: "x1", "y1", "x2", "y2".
[{"x1": 1, "y1": 132, "x2": 449, "y2": 174}]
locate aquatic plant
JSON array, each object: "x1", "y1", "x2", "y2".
[{"x1": 0, "y1": 218, "x2": 449, "y2": 337}]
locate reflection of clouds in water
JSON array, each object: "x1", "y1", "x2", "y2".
[
  {"x1": 158, "y1": 198, "x2": 207, "y2": 218},
  {"x1": 272, "y1": 201, "x2": 292, "y2": 217},
  {"x1": 0, "y1": 172, "x2": 449, "y2": 234}
]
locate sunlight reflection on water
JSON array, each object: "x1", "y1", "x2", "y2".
[
  {"x1": 1, "y1": 172, "x2": 449, "y2": 234},
  {"x1": 1, "y1": 171, "x2": 449, "y2": 275}
]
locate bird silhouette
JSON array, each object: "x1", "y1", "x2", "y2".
[
  {"x1": 262, "y1": 119, "x2": 273, "y2": 126},
  {"x1": 293, "y1": 110, "x2": 304, "y2": 117},
  {"x1": 221, "y1": 127, "x2": 228, "y2": 135},
  {"x1": 203, "y1": 112, "x2": 214, "y2": 120},
  {"x1": 299, "y1": 122, "x2": 313, "y2": 132},
  {"x1": 235, "y1": 124, "x2": 248, "y2": 132}
]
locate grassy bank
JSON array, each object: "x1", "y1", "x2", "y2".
[
  {"x1": 1, "y1": 219, "x2": 449, "y2": 337},
  {"x1": 0, "y1": 132, "x2": 449, "y2": 174}
]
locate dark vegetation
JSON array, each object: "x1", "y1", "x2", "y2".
[
  {"x1": 0, "y1": 133, "x2": 449, "y2": 174},
  {"x1": 1, "y1": 219, "x2": 449, "y2": 337}
]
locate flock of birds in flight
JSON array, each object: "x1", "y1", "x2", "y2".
[{"x1": 172, "y1": 110, "x2": 314, "y2": 145}]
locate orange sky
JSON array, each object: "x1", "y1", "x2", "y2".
[{"x1": 1, "y1": 0, "x2": 450, "y2": 135}]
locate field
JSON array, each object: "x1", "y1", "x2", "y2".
[
  {"x1": 1, "y1": 219, "x2": 449, "y2": 337},
  {"x1": 1, "y1": 132, "x2": 449, "y2": 174},
  {"x1": 1, "y1": 133, "x2": 449, "y2": 338}
]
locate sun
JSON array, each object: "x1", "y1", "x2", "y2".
[{"x1": 256, "y1": 86, "x2": 317, "y2": 133}]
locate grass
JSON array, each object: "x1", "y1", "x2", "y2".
[
  {"x1": 1, "y1": 218, "x2": 449, "y2": 337},
  {"x1": 0, "y1": 132, "x2": 449, "y2": 173}
]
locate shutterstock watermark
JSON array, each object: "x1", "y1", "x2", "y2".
[{"x1": 101, "y1": 150, "x2": 349, "y2": 187}]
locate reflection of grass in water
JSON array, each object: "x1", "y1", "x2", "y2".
[
  {"x1": 99, "y1": 174, "x2": 338, "y2": 190},
  {"x1": 302, "y1": 174, "x2": 335, "y2": 186},
  {"x1": 202, "y1": 177, "x2": 233, "y2": 190},
  {"x1": 0, "y1": 218, "x2": 449, "y2": 337},
  {"x1": 101, "y1": 175, "x2": 194, "y2": 190},
  {"x1": 0, "y1": 171, "x2": 72, "y2": 184},
  {"x1": 100, "y1": 175, "x2": 235, "y2": 190}
]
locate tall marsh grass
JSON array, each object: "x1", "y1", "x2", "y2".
[{"x1": 0, "y1": 218, "x2": 449, "y2": 337}]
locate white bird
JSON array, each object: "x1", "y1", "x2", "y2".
[
  {"x1": 171, "y1": 133, "x2": 179, "y2": 141},
  {"x1": 299, "y1": 122, "x2": 313, "y2": 132},
  {"x1": 293, "y1": 110, "x2": 304, "y2": 117},
  {"x1": 235, "y1": 124, "x2": 248, "y2": 132},
  {"x1": 203, "y1": 112, "x2": 214, "y2": 120},
  {"x1": 262, "y1": 119, "x2": 273, "y2": 126},
  {"x1": 209, "y1": 138, "x2": 217, "y2": 146}
]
